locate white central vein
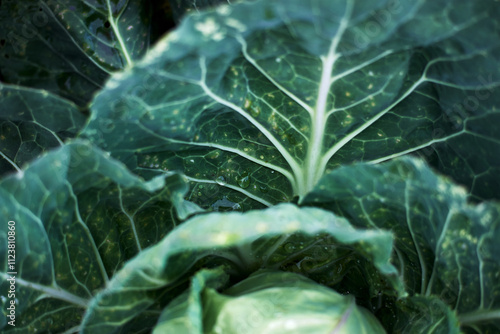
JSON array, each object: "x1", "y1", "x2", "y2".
[
  {"x1": 303, "y1": 0, "x2": 352, "y2": 194},
  {"x1": 0, "y1": 273, "x2": 89, "y2": 308},
  {"x1": 107, "y1": 0, "x2": 133, "y2": 67}
]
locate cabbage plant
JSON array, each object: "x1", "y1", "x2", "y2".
[{"x1": 0, "y1": 0, "x2": 499, "y2": 333}]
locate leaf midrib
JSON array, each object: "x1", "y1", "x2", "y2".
[
  {"x1": 302, "y1": 0, "x2": 352, "y2": 196},
  {"x1": 106, "y1": 0, "x2": 133, "y2": 67},
  {"x1": 0, "y1": 273, "x2": 89, "y2": 308}
]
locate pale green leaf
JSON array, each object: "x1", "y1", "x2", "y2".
[{"x1": 81, "y1": 204, "x2": 399, "y2": 333}]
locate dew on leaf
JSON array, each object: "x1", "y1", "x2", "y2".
[
  {"x1": 208, "y1": 150, "x2": 221, "y2": 159},
  {"x1": 215, "y1": 176, "x2": 226, "y2": 185},
  {"x1": 244, "y1": 98, "x2": 252, "y2": 109},
  {"x1": 259, "y1": 185, "x2": 268, "y2": 193},
  {"x1": 237, "y1": 172, "x2": 250, "y2": 188},
  {"x1": 250, "y1": 105, "x2": 261, "y2": 117},
  {"x1": 284, "y1": 242, "x2": 296, "y2": 253}
]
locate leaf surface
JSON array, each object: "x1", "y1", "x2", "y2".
[
  {"x1": 83, "y1": 0, "x2": 500, "y2": 211},
  {"x1": 81, "y1": 203, "x2": 399, "y2": 333},
  {"x1": 302, "y1": 157, "x2": 500, "y2": 332},
  {"x1": 0, "y1": 0, "x2": 152, "y2": 105},
  {"x1": 0, "y1": 141, "x2": 195, "y2": 332},
  {"x1": 0, "y1": 83, "x2": 86, "y2": 176}
]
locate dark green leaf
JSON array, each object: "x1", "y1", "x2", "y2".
[
  {"x1": 0, "y1": 83, "x2": 86, "y2": 176},
  {"x1": 0, "y1": 0, "x2": 153, "y2": 106},
  {"x1": 388, "y1": 295, "x2": 460, "y2": 334},
  {"x1": 0, "y1": 141, "x2": 195, "y2": 332},
  {"x1": 82, "y1": 0, "x2": 500, "y2": 212},
  {"x1": 302, "y1": 157, "x2": 500, "y2": 332}
]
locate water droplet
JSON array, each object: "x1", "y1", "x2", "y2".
[
  {"x1": 284, "y1": 242, "x2": 296, "y2": 253},
  {"x1": 143, "y1": 111, "x2": 154, "y2": 120},
  {"x1": 244, "y1": 98, "x2": 252, "y2": 109},
  {"x1": 215, "y1": 176, "x2": 226, "y2": 185},
  {"x1": 250, "y1": 105, "x2": 261, "y2": 117},
  {"x1": 208, "y1": 150, "x2": 221, "y2": 159},
  {"x1": 456, "y1": 240, "x2": 468, "y2": 251},
  {"x1": 259, "y1": 185, "x2": 268, "y2": 193},
  {"x1": 237, "y1": 172, "x2": 250, "y2": 188}
]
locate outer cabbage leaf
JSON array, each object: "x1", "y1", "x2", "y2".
[
  {"x1": 83, "y1": 0, "x2": 500, "y2": 213},
  {"x1": 0, "y1": 141, "x2": 197, "y2": 333},
  {"x1": 80, "y1": 204, "x2": 400, "y2": 333},
  {"x1": 0, "y1": 0, "x2": 155, "y2": 178},
  {"x1": 302, "y1": 157, "x2": 500, "y2": 333},
  {"x1": 388, "y1": 295, "x2": 460, "y2": 334},
  {"x1": 0, "y1": 0, "x2": 153, "y2": 106},
  {"x1": 0, "y1": 83, "x2": 86, "y2": 176}
]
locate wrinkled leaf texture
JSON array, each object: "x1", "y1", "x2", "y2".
[
  {"x1": 0, "y1": 0, "x2": 154, "y2": 175},
  {"x1": 303, "y1": 157, "x2": 500, "y2": 333},
  {"x1": 83, "y1": 0, "x2": 500, "y2": 212},
  {"x1": 0, "y1": 141, "x2": 196, "y2": 332}
]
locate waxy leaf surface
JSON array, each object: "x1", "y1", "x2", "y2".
[
  {"x1": 81, "y1": 204, "x2": 399, "y2": 333},
  {"x1": 0, "y1": 84, "x2": 85, "y2": 176},
  {"x1": 303, "y1": 157, "x2": 500, "y2": 333},
  {"x1": 0, "y1": 141, "x2": 194, "y2": 332},
  {"x1": 83, "y1": 0, "x2": 500, "y2": 212}
]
